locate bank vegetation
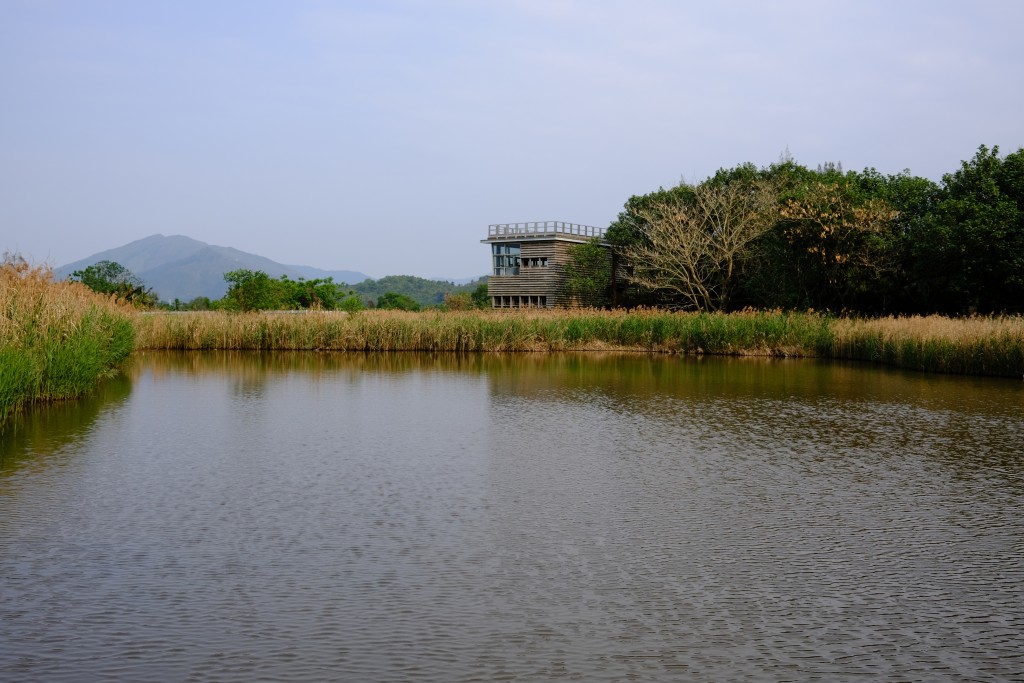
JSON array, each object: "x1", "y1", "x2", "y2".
[
  {"x1": 133, "y1": 309, "x2": 1024, "y2": 378},
  {"x1": 5, "y1": 287, "x2": 1022, "y2": 435},
  {"x1": 1, "y1": 257, "x2": 135, "y2": 430}
]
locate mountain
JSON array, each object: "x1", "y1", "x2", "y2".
[{"x1": 55, "y1": 234, "x2": 369, "y2": 302}]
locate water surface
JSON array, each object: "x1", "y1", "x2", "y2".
[{"x1": 2, "y1": 352, "x2": 1022, "y2": 682}]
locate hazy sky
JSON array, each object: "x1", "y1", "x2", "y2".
[{"x1": 2, "y1": 1, "x2": 1022, "y2": 279}]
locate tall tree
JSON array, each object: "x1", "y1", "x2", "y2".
[
  {"x1": 623, "y1": 178, "x2": 779, "y2": 310},
  {"x1": 924, "y1": 145, "x2": 1024, "y2": 313},
  {"x1": 376, "y1": 292, "x2": 420, "y2": 311},
  {"x1": 222, "y1": 269, "x2": 278, "y2": 311},
  {"x1": 778, "y1": 179, "x2": 900, "y2": 311},
  {"x1": 71, "y1": 260, "x2": 155, "y2": 306}
]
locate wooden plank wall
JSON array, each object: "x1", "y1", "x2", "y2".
[{"x1": 488, "y1": 240, "x2": 611, "y2": 307}]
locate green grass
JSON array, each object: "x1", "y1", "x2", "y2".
[{"x1": 1, "y1": 263, "x2": 135, "y2": 431}]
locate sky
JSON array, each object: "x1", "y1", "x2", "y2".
[{"x1": 2, "y1": 1, "x2": 1022, "y2": 280}]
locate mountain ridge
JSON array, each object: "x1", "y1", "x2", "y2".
[{"x1": 54, "y1": 234, "x2": 370, "y2": 302}]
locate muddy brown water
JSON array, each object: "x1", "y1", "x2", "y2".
[{"x1": 2, "y1": 352, "x2": 1022, "y2": 682}]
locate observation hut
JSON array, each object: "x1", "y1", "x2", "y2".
[{"x1": 482, "y1": 221, "x2": 609, "y2": 308}]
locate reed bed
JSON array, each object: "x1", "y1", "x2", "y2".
[
  {"x1": 6, "y1": 273, "x2": 1017, "y2": 431},
  {"x1": 134, "y1": 308, "x2": 833, "y2": 355},
  {"x1": 133, "y1": 309, "x2": 1024, "y2": 378},
  {"x1": 831, "y1": 315, "x2": 1024, "y2": 377},
  {"x1": 1, "y1": 262, "x2": 135, "y2": 429}
]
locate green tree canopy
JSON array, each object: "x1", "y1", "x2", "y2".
[
  {"x1": 777, "y1": 178, "x2": 900, "y2": 311},
  {"x1": 71, "y1": 260, "x2": 156, "y2": 306},
  {"x1": 607, "y1": 154, "x2": 1004, "y2": 313},
  {"x1": 223, "y1": 269, "x2": 277, "y2": 311},
  {"x1": 925, "y1": 145, "x2": 1024, "y2": 313},
  {"x1": 470, "y1": 282, "x2": 489, "y2": 309},
  {"x1": 563, "y1": 238, "x2": 613, "y2": 308},
  {"x1": 376, "y1": 292, "x2": 421, "y2": 311},
  {"x1": 220, "y1": 270, "x2": 363, "y2": 311},
  {"x1": 351, "y1": 275, "x2": 486, "y2": 308}
]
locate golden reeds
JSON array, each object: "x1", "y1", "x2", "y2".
[
  {"x1": 132, "y1": 308, "x2": 832, "y2": 355},
  {"x1": 6, "y1": 288, "x2": 1021, "y2": 433},
  {"x1": 133, "y1": 308, "x2": 1024, "y2": 377},
  {"x1": 1, "y1": 260, "x2": 135, "y2": 428},
  {"x1": 831, "y1": 315, "x2": 1024, "y2": 376}
]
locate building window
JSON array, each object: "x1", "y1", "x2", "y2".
[
  {"x1": 488, "y1": 294, "x2": 548, "y2": 309},
  {"x1": 492, "y1": 244, "x2": 520, "y2": 276}
]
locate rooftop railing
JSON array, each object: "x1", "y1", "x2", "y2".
[{"x1": 487, "y1": 221, "x2": 606, "y2": 240}]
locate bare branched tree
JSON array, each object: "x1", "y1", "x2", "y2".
[{"x1": 625, "y1": 179, "x2": 779, "y2": 310}]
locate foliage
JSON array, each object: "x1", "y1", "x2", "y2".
[
  {"x1": 610, "y1": 145, "x2": 1022, "y2": 315},
  {"x1": 853, "y1": 169, "x2": 941, "y2": 312},
  {"x1": 562, "y1": 238, "x2": 613, "y2": 308},
  {"x1": 70, "y1": 260, "x2": 156, "y2": 307},
  {"x1": 623, "y1": 179, "x2": 780, "y2": 311},
  {"x1": 278, "y1": 275, "x2": 344, "y2": 310},
  {"x1": 223, "y1": 269, "x2": 278, "y2": 311},
  {"x1": 376, "y1": 292, "x2": 421, "y2": 311},
  {"x1": 351, "y1": 275, "x2": 486, "y2": 308},
  {"x1": 918, "y1": 145, "x2": 1024, "y2": 313},
  {"x1": 606, "y1": 184, "x2": 697, "y2": 251},
  {"x1": 220, "y1": 269, "x2": 362, "y2": 312},
  {"x1": 164, "y1": 296, "x2": 214, "y2": 311},
  {"x1": 2, "y1": 254, "x2": 134, "y2": 431},
  {"x1": 777, "y1": 179, "x2": 900, "y2": 311},
  {"x1": 338, "y1": 294, "x2": 366, "y2": 312},
  {"x1": 470, "y1": 282, "x2": 490, "y2": 309},
  {"x1": 443, "y1": 292, "x2": 474, "y2": 310},
  {"x1": 132, "y1": 308, "x2": 1024, "y2": 378}
]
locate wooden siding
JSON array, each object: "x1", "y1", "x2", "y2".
[{"x1": 488, "y1": 239, "x2": 611, "y2": 308}]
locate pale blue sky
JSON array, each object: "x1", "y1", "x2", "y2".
[{"x1": 2, "y1": 0, "x2": 1022, "y2": 279}]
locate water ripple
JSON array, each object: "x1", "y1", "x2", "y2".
[{"x1": 1, "y1": 354, "x2": 1022, "y2": 682}]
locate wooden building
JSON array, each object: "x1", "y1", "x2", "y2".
[{"x1": 482, "y1": 221, "x2": 609, "y2": 308}]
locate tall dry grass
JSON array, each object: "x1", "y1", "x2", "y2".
[
  {"x1": 1, "y1": 259, "x2": 135, "y2": 429},
  {"x1": 831, "y1": 315, "x2": 1024, "y2": 377},
  {"x1": 133, "y1": 308, "x2": 833, "y2": 355},
  {"x1": 7, "y1": 272, "x2": 1018, "y2": 430},
  {"x1": 133, "y1": 308, "x2": 1024, "y2": 377}
]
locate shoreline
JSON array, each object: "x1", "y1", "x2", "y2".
[
  {"x1": 5, "y1": 305, "x2": 1023, "y2": 434},
  {"x1": 133, "y1": 309, "x2": 1024, "y2": 379}
]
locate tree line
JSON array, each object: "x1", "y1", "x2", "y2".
[
  {"x1": 213, "y1": 272, "x2": 489, "y2": 311},
  {"x1": 575, "y1": 145, "x2": 1023, "y2": 314},
  {"x1": 70, "y1": 263, "x2": 490, "y2": 312}
]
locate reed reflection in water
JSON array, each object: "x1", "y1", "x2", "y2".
[{"x1": 1, "y1": 351, "x2": 1022, "y2": 682}]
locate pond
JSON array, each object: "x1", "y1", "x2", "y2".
[{"x1": 2, "y1": 352, "x2": 1022, "y2": 682}]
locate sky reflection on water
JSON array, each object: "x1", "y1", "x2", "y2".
[{"x1": 1, "y1": 352, "x2": 1022, "y2": 682}]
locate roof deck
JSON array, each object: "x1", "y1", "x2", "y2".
[{"x1": 485, "y1": 221, "x2": 606, "y2": 242}]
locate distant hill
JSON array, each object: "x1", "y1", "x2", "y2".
[
  {"x1": 351, "y1": 275, "x2": 488, "y2": 308},
  {"x1": 55, "y1": 234, "x2": 369, "y2": 302}
]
